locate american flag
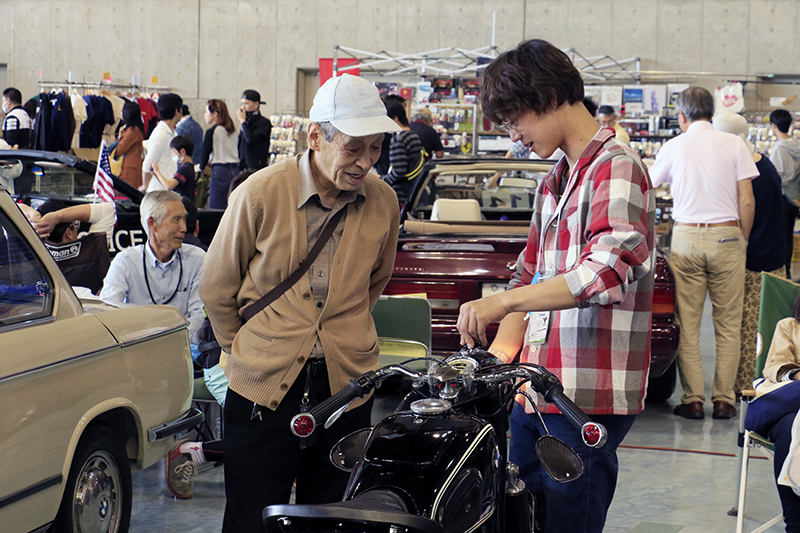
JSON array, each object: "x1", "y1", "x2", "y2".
[{"x1": 93, "y1": 141, "x2": 116, "y2": 204}]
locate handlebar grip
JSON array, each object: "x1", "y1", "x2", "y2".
[
  {"x1": 308, "y1": 380, "x2": 364, "y2": 427},
  {"x1": 545, "y1": 383, "x2": 591, "y2": 429}
]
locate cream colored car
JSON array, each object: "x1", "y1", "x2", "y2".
[{"x1": 0, "y1": 189, "x2": 201, "y2": 533}]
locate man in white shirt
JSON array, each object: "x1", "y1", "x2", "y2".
[
  {"x1": 649, "y1": 87, "x2": 757, "y2": 420},
  {"x1": 597, "y1": 105, "x2": 630, "y2": 146},
  {"x1": 100, "y1": 190, "x2": 205, "y2": 343},
  {"x1": 142, "y1": 93, "x2": 183, "y2": 193},
  {"x1": 769, "y1": 109, "x2": 800, "y2": 277}
]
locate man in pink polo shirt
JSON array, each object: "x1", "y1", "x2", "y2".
[{"x1": 650, "y1": 87, "x2": 757, "y2": 420}]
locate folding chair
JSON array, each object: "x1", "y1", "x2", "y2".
[
  {"x1": 731, "y1": 273, "x2": 800, "y2": 532},
  {"x1": 371, "y1": 296, "x2": 432, "y2": 371}
]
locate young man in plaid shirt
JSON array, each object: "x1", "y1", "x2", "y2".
[{"x1": 457, "y1": 39, "x2": 655, "y2": 532}]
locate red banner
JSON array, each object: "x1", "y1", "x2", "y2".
[{"x1": 319, "y1": 58, "x2": 360, "y2": 86}]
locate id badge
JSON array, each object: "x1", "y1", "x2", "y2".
[
  {"x1": 526, "y1": 311, "x2": 550, "y2": 344},
  {"x1": 525, "y1": 272, "x2": 550, "y2": 345}
]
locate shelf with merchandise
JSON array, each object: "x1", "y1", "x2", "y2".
[{"x1": 268, "y1": 115, "x2": 310, "y2": 165}]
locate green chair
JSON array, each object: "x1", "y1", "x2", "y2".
[
  {"x1": 191, "y1": 376, "x2": 222, "y2": 443},
  {"x1": 732, "y1": 273, "x2": 800, "y2": 533},
  {"x1": 371, "y1": 297, "x2": 432, "y2": 371}
]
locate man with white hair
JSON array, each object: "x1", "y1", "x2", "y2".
[
  {"x1": 99, "y1": 189, "x2": 205, "y2": 344},
  {"x1": 713, "y1": 112, "x2": 785, "y2": 395},
  {"x1": 200, "y1": 73, "x2": 401, "y2": 531},
  {"x1": 650, "y1": 88, "x2": 757, "y2": 420}
]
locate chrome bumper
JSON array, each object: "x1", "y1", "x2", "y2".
[{"x1": 147, "y1": 407, "x2": 204, "y2": 443}]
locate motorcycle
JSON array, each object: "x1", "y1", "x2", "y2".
[{"x1": 264, "y1": 347, "x2": 608, "y2": 533}]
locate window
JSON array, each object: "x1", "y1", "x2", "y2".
[{"x1": 0, "y1": 210, "x2": 54, "y2": 326}]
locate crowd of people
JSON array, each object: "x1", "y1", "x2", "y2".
[{"x1": 7, "y1": 38, "x2": 800, "y2": 533}]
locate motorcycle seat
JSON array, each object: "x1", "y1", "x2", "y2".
[{"x1": 264, "y1": 489, "x2": 445, "y2": 533}]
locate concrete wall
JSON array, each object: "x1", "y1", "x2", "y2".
[{"x1": 1, "y1": 0, "x2": 799, "y2": 116}]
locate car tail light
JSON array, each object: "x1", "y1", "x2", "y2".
[
  {"x1": 581, "y1": 422, "x2": 607, "y2": 448},
  {"x1": 290, "y1": 414, "x2": 316, "y2": 437},
  {"x1": 652, "y1": 285, "x2": 675, "y2": 316}
]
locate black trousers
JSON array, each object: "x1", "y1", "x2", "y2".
[
  {"x1": 221, "y1": 360, "x2": 373, "y2": 533},
  {"x1": 784, "y1": 198, "x2": 798, "y2": 278}
]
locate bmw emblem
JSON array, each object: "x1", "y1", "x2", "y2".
[{"x1": 98, "y1": 497, "x2": 109, "y2": 520}]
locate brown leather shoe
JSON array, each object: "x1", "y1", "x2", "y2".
[
  {"x1": 673, "y1": 401, "x2": 705, "y2": 419},
  {"x1": 712, "y1": 400, "x2": 736, "y2": 419}
]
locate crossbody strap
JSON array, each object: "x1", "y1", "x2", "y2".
[{"x1": 240, "y1": 206, "x2": 347, "y2": 323}]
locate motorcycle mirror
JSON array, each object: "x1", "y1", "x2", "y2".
[
  {"x1": 536, "y1": 435, "x2": 584, "y2": 483},
  {"x1": 330, "y1": 428, "x2": 372, "y2": 472}
]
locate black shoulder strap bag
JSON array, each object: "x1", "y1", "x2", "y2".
[{"x1": 197, "y1": 207, "x2": 347, "y2": 368}]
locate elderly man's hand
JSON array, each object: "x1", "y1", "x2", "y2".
[{"x1": 457, "y1": 295, "x2": 509, "y2": 348}]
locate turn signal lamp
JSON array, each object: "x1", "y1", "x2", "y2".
[
  {"x1": 291, "y1": 414, "x2": 316, "y2": 437},
  {"x1": 582, "y1": 422, "x2": 607, "y2": 448}
]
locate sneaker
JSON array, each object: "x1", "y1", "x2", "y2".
[{"x1": 166, "y1": 439, "x2": 198, "y2": 499}]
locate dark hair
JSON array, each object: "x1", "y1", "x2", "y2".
[
  {"x1": 181, "y1": 104, "x2": 190, "y2": 116},
  {"x1": 122, "y1": 101, "x2": 144, "y2": 133},
  {"x1": 207, "y1": 99, "x2": 236, "y2": 135},
  {"x1": 157, "y1": 93, "x2": 183, "y2": 121},
  {"x1": 383, "y1": 94, "x2": 405, "y2": 107},
  {"x1": 480, "y1": 39, "x2": 584, "y2": 124},
  {"x1": 22, "y1": 98, "x2": 37, "y2": 119},
  {"x1": 37, "y1": 199, "x2": 70, "y2": 243},
  {"x1": 170, "y1": 135, "x2": 194, "y2": 156},
  {"x1": 181, "y1": 196, "x2": 198, "y2": 234},
  {"x1": 675, "y1": 87, "x2": 714, "y2": 122},
  {"x1": 583, "y1": 97, "x2": 598, "y2": 117},
  {"x1": 597, "y1": 105, "x2": 615, "y2": 116},
  {"x1": 228, "y1": 169, "x2": 256, "y2": 200},
  {"x1": 386, "y1": 102, "x2": 409, "y2": 126},
  {"x1": 2, "y1": 87, "x2": 22, "y2": 105},
  {"x1": 770, "y1": 109, "x2": 793, "y2": 134}
]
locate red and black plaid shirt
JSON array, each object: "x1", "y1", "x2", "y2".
[{"x1": 510, "y1": 128, "x2": 656, "y2": 415}]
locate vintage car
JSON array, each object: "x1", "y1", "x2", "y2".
[
  {"x1": 383, "y1": 157, "x2": 680, "y2": 402},
  {"x1": 0, "y1": 149, "x2": 223, "y2": 253},
  {"x1": 0, "y1": 187, "x2": 202, "y2": 533}
]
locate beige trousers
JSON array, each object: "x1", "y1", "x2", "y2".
[{"x1": 671, "y1": 225, "x2": 747, "y2": 405}]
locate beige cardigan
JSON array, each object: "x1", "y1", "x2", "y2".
[
  {"x1": 199, "y1": 153, "x2": 399, "y2": 409},
  {"x1": 763, "y1": 317, "x2": 800, "y2": 384}
]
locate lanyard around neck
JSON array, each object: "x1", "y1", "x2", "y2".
[{"x1": 143, "y1": 247, "x2": 183, "y2": 305}]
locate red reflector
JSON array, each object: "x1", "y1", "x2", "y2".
[
  {"x1": 291, "y1": 414, "x2": 316, "y2": 437},
  {"x1": 582, "y1": 422, "x2": 607, "y2": 448}
]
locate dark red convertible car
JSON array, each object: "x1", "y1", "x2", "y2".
[{"x1": 383, "y1": 158, "x2": 679, "y2": 402}]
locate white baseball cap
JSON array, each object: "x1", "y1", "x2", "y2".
[{"x1": 309, "y1": 74, "x2": 401, "y2": 137}]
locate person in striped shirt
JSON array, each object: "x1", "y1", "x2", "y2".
[
  {"x1": 457, "y1": 39, "x2": 655, "y2": 533},
  {"x1": 381, "y1": 101, "x2": 425, "y2": 205}
]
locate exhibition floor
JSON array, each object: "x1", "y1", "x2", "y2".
[{"x1": 128, "y1": 297, "x2": 786, "y2": 533}]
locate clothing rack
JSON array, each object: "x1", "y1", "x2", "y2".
[{"x1": 37, "y1": 80, "x2": 171, "y2": 93}]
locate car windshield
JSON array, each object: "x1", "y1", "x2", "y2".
[{"x1": 406, "y1": 159, "x2": 555, "y2": 225}]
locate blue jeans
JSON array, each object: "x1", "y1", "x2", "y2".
[
  {"x1": 509, "y1": 402, "x2": 637, "y2": 533},
  {"x1": 770, "y1": 413, "x2": 800, "y2": 532},
  {"x1": 209, "y1": 163, "x2": 238, "y2": 210}
]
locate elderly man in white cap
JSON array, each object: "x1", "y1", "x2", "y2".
[
  {"x1": 200, "y1": 73, "x2": 401, "y2": 532},
  {"x1": 713, "y1": 112, "x2": 786, "y2": 396}
]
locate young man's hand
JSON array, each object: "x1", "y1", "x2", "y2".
[{"x1": 236, "y1": 107, "x2": 246, "y2": 124}]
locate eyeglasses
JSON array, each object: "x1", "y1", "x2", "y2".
[
  {"x1": 70, "y1": 221, "x2": 81, "y2": 231},
  {"x1": 498, "y1": 119, "x2": 519, "y2": 134}
]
